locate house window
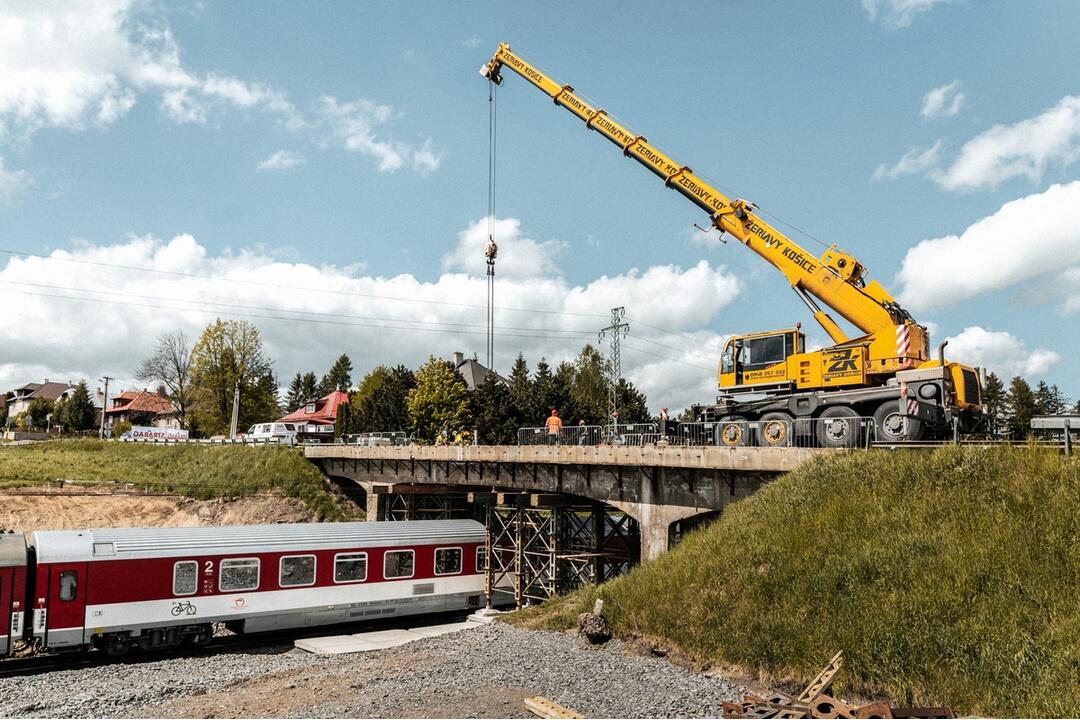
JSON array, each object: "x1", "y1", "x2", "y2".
[
  {"x1": 279, "y1": 555, "x2": 316, "y2": 587},
  {"x1": 59, "y1": 570, "x2": 78, "y2": 601},
  {"x1": 305, "y1": 402, "x2": 316, "y2": 414},
  {"x1": 219, "y1": 558, "x2": 260, "y2": 592},
  {"x1": 173, "y1": 561, "x2": 198, "y2": 596},
  {"x1": 476, "y1": 546, "x2": 487, "y2": 572},
  {"x1": 383, "y1": 550, "x2": 414, "y2": 579},
  {"x1": 334, "y1": 553, "x2": 367, "y2": 583},
  {"x1": 435, "y1": 548, "x2": 462, "y2": 576}
]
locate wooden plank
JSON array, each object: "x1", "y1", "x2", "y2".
[{"x1": 524, "y1": 696, "x2": 584, "y2": 719}]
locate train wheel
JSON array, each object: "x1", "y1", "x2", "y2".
[
  {"x1": 102, "y1": 634, "x2": 131, "y2": 657},
  {"x1": 873, "y1": 400, "x2": 923, "y2": 442},
  {"x1": 815, "y1": 406, "x2": 861, "y2": 449},
  {"x1": 759, "y1": 412, "x2": 793, "y2": 447},
  {"x1": 717, "y1": 416, "x2": 750, "y2": 447}
]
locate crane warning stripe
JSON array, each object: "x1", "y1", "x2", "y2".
[{"x1": 896, "y1": 325, "x2": 910, "y2": 356}]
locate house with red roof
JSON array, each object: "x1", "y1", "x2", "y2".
[
  {"x1": 104, "y1": 390, "x2": 180, "y2": 429},
  {"x1": 277, "y1": 390, "x2": 349, "y2": 442}
]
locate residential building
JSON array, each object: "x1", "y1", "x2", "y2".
[
  {"x1": 451, "y1": 351, "x2": 507, "y2": 390},
  {"x1": 277, "y1": 390, "x2": 349, "y2": 442},
  {"x1": 4, "y1": 380, "x2": 78, "y2": 418},
  {"x1": 104, "y1": 390, "x2": 180, "y2": 429}
]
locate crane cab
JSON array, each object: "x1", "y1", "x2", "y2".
[{"x1": 719, "y1": 328, "x2": 804, "y2": 390}]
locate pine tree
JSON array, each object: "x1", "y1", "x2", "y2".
[
  {"x1": 507, "y1": 353, "x2": 536, "y2": 427},
  {"x1": 350, "y1": 365, "x2": 415, "y2": 432},
  {"x1": 320, "y1": 354, "x2": 353, "y2": 394},
  {"x1": 571, "y1": 344, "x2": 609, "y2": 424},
  {"x1": 66, "y1": 380, "x2": 96, "y2": 431},
  {"x1": 534, "y1": 358, "x2": 556, "y2": 414},
  {"x1": 553, "y1": 361, "x2": 578, "y2": 422},
  {"x1": 1005, "y1": 376, "x2": 1037, "y2": 440},
  {"x1": 300, "y1": 372, "x2": 319, "y2": 401},
  {"x1": 471, "y1": 374, "x2": 516, "y2": 444},
  {"x1": 285, "y1": 372, "x2": 304, "y2": 412},
  {"x1": 982, "y1": 372, "x2": 1006, "y2": 438},
  {"x1": 615, "y1": 378, "x2": 650, "y2": 424}
]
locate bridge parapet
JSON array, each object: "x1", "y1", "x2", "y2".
[{"x1": 303, "y1": 443, "x2": 831, "y2": 472}]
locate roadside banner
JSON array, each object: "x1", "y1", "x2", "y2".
[{"x1": 129, "y1": 426, "x2": 189, "y2": 441}]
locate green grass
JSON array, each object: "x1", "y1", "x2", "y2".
[
  {"x1": 0, "y1": 439, "x2": 360, "y2": 521},
  {"x1": 508, "y1": 446, "x2": 1080, "y2": 717}
]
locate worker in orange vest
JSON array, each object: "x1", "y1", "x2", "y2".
[{"x1": 545, "y1": 409, "x2": 563, "y2": 445}]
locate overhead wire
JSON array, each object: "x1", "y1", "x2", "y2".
[{"x1": 0, "y1": 248, "x2": 609, "y2": 320}]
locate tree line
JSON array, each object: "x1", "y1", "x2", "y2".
[{"x1": 982, "y1": 372, "x2": 1074, "y2": 439}]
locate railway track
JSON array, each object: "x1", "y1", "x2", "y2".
[{"x1": 0, "y1": 610, "x2": 473, "y2": 679}]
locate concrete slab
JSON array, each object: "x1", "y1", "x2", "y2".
[{"x1": 294, "y1": 619, "x2": 479, "y2": 655}]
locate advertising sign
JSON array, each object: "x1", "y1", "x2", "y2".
[{"x1": 129, "y1": 425, "x2": 189, "y2": 441}]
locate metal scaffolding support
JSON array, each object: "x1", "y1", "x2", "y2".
[
  {"x1": 380, "y1": 493, "x2": 475, "y2": 521},
  {"x1": 474, "y1": 493, "x2": 640, "y2": 609}
]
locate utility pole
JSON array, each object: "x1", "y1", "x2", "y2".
[
  {"x1": 229, "y1": 381, "x2": 241, "y2": 440},
  {"x1": 98, "y1": 376, "x2": 113, "y2": 439},
  {"x1": 599, "y1": 307, "x2": 629, "y2": 442},
  {"x1": 485, "y1": 238, "x2": 498, "y2": 369}
]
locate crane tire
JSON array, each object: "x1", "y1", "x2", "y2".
[
  {"x1": 815, "y1": 406, "x2": 861, "y2": 449},
  {"x1": 717, "y1": 415, "x2": 751, "y2": 447},
  {"x1": 759, "y1": 412, "x2": 793, "y2": 447},
  {"x1": 873, "y1": 400, "x2": 924, "y2": 443}
]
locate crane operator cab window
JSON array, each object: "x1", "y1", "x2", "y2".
[{"x1": 724, "y1": 332, "x2": 803, "y2": 375}]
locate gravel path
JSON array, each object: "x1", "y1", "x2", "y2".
[{"x1": 0, "y1": 623, "x2": 746, "y2": 718}]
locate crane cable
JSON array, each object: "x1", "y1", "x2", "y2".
[{"x1": 486, "y1": 78, "x2": 498, "y2": 366}]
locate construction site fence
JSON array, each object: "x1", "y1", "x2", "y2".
[{"x1": 517, "y1": 424, "x2": 660, "y2": 447}]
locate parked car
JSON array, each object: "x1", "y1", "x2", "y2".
[{"x1": 245, "y1": 422, "x2": 299, "y2": 446}]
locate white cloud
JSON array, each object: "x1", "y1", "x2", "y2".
[
  {"x1": 0, "y1": 156, "x2": 31, "y2": 203},
  {"x1": 443, "y1": 217, "x2": 566, "y2": 279},
  {"x1": 934, "y1": 95, "x2": 1080, "y2": 191},
  {"x1": 896, "y1": 181, "x2": 1080, "y2": 310},
  {"x1": 256, "y1": 150, "x2": 305, "y2": 172},
  {"x1": 0, "y1": 221, "x2": 741, "y2": 415},
  {"x1": 0, "y1": 3, "x2": 440, "y2": 177},
  {"x1": 319, "y1": 96, "x2": 441, "y2": 174},
  {"x1": 943, "y1": 326, "x2": 1061, "y2": 378},
  {"x1": 0, "y1": 1, "x2": 295, "y2": 137},
  {"x1": 861, "y1": 0, "x2": 953, "y2": 27},
  {"x1": 921, "y1": 80, "x2": 965, "y2": 119},
  {"x1": 873, "y1": 140, "x2": 943, "y2": 180}
]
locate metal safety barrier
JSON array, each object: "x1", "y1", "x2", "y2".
[{"x1": 517, "y1": 423, "x2": 658, "y2": 446}]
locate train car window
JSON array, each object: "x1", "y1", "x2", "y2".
[
  {"x1": 219, "y1": 558, "x2": 260, "y2": 592},
  {"x1": 476, "y1": 546, "x2": 487, "y2": 572},
  {"x1": 434, "y1": 547, "x2": 462, "y2": 576},
  {"x1": 59, "y1": 570, "x2": 78, "y2": 601},
  {"x1": 383, "y1": 550, "x2": 415, "y2": 579},
  {"x1": 173, "y1": 561, "x2": 198, "y2": 595},
  {"x1": 334, "y1": 553, "x2": 367, "y2": 583},
  {"x1": 279, "y1": 555, "x2": 316, "y2": 587}
]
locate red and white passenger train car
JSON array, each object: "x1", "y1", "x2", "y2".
[{"x1": 9, "y1": 519, "x2": 486, "y2": 656}]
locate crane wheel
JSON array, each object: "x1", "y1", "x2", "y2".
[
  {"x1": 873, "y1": 400, "x2": 924, "y2": 442},
  {"x1": 815, "y1": 406, "x2": 861, "y2": 449},
  {"x1": 717, "y1": 416, "x2": 750, "y2": 447},
  {"x1": 759, "y1": 412, "x2": 793, "y2": 447}
]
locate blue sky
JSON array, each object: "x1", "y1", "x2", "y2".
[{"x1": 1, "y1": 0, "x2": 1079, "y2": 412}]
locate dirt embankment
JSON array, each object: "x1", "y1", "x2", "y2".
[{"x1": 0, "y1": 488, "x2": 317, "y2": 533}]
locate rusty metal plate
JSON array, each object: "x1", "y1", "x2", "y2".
[{"x1": 800, "y1": 651, "x2": 844, "y2": 703}]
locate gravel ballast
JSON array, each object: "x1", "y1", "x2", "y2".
[{"x1": 0, "y1": 623, "x2": 746, "y2": 718}]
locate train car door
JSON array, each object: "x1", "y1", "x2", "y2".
[
  {"x1": 0, "y1": 566, "x2": 12, "y2": 655},
  {"x1": 44, "y1": 562, "x2": 88, "y2": 648}
]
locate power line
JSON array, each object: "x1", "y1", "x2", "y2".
[
  {"x1": 0, "y1": 248, "x2": 610, "y2": 320},
  {"x1": 622, "y1": 339, "x2": 716, "y2": 372},
  {"x1": 2, "y1": 280, "x2": 596, "y2": 338},
  {"x1": 625, "y1": 316, "x2": 727, "y2": 350},
  {"x1": 0, "y1": 287, "x2": 597, "y2": 342}
]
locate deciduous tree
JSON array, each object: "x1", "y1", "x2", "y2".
[
  {"x1": 406, "y1": 357, "x2": 472, "y2": 442},
  {"x1": 350, "y1": 365, "x2": 416, "y2": 433},
  {"x1": 189, "y1": 319, "x2": 277, "y2": 436},
  {"x1": 136, "y1": 330, "x2": 194, "y2": 429}
]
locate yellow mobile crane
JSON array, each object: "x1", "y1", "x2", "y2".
[{"x1": 480, "y1": 43, "x2": 985, "y2": 447}]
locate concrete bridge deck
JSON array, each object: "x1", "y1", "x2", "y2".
[{"x1": 306, "y1": 444, "x2": 836, "y2": 560}]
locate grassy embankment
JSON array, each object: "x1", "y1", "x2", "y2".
[
  {"x1": 0, "y1": 439, "x2": 359, "y2": 521},
  {"x1": 510, "y1": 446, "x2": 1080, "y2": 717}
]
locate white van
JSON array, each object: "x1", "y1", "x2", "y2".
[{"x1": 245, "y1": 422, "x2": 299, "y2": 446}]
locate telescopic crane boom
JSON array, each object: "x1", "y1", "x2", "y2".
[{"x1": 481, "y1": 43, "x2": 984, "y2": 446}]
